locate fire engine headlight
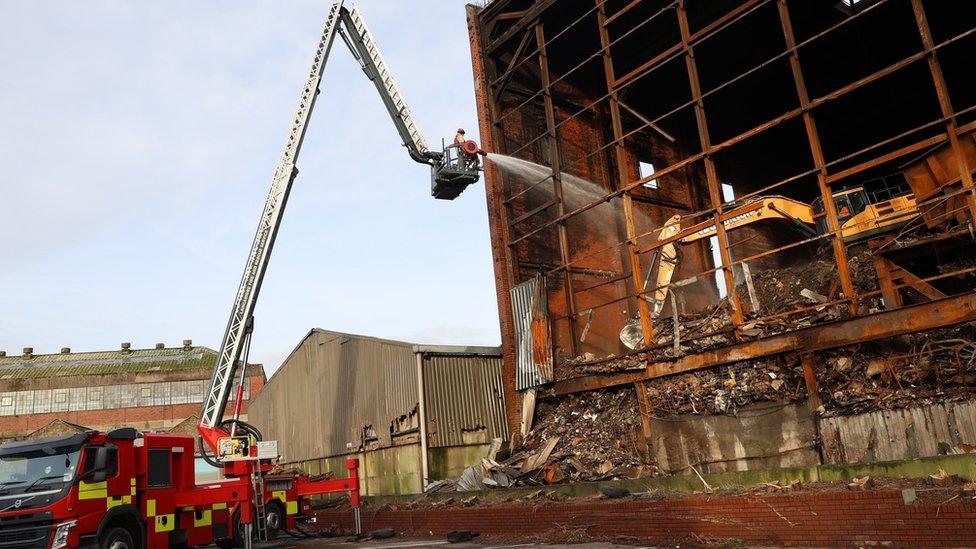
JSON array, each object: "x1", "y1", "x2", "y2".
[{"x1": 50, "y1": 520, "x2": 77, "y2": 549}]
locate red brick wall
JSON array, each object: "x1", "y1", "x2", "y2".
[{"x1": 316, "y1": 490, "x2": 976, "y2": 547}]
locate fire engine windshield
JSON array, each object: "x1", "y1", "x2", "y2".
[{"x1": 0, "y1": 434, "x2": 85, "y2": 508}]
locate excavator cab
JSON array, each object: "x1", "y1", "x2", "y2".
[
  {"x1": 430, "y1": 139, "x2": 485, "y2": 200},
  {"x1": 812, "y1": 175, "x2": 917, "y2": 241},
  {"x1": 812, "y1": 187, "x2": 870, "y2": 235}
]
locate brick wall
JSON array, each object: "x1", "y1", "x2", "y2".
[{"x1": 316, "y1": 490, "x2": 976, "y2": 547}]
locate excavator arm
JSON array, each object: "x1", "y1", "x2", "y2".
[{"x1": 646, "y1": 196, "x2": 815, "y2": 319}]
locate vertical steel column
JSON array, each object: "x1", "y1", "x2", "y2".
[
  {"x1": 597, "y1": 0, "x2": 657, "y2": 450},
  {"x1": 777, "y1": 0, "x2": 858, "y2": 315},
  {"x1": 596, "y1": 0, "x2": 655, "y2": 346},
  {"x1": 910, "y1": 0, "x2": 976, "y2": 224},
  {"x1": 676, "y1": 0, "x2": 744, "y2": 326},
  {"x1": 800, "y1": 354, "x2": 822, "y2": 412},
  {"x1": 535, "y1": 22, "x2": 580, "y2": 355}
]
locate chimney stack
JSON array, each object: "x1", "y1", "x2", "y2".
[
  {"x1": 155, "y1": 343, "x2": 165, "y2": 350},
  {"x1": 23, "y1": 347, "x2": 33, "y2": 358},
  {"x1": 182, "y1": 339, "x2": 192, "y2": 350},
  {"x1": 121, "y1": 342, "x2": 131, "y2": 353},
  {"x1": 61, "y1": 347, "x2": 71, "y2": 354}
]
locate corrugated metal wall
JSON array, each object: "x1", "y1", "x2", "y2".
[
  {"x1": 249, "y1": 331, "x2": 418, "y2": 463},
  {"x1": 423, "y1": 354, "x2": 508, "y2": 447},
  {"x1": 820, "y1": 400, "x2": 976, "y2": 464}
]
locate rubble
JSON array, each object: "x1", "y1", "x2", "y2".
[
  {"x1": 816, "y1": 324, "x2": 976, "y2": 416},
  {"x1": 431, "y1": 388, "x2": 652, "y2": 491},
  {"x1": 647, "y1": 356, "x2": 806, "y2": 415}
]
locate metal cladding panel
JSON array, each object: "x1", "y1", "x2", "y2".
[
  {"x1": 248, "y1": 330, "x2": 418, "y2": 463},
  {"x1": 423, "y1": 354, "x2": 508, "y2": 448},
  {"x1": 511, "y1": 275, "x2": 553, "y2": 390}
]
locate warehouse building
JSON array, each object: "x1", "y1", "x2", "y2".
[
  {"x1": 0, "y1": 341, "x2": 265, "y2": 442},
  {"x1": 248, "y1": 329, "x2": 507, "y2": 496}
]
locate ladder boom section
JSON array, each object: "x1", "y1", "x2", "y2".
[
  {"x1": 341, "y1": 6, "x2": 431, "y2": 164},
  {"x1": 199, "y1": 1, "x2": 345, "y2": 438}
]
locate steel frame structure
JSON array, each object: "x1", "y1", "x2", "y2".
[{"x1": 467, "y1": 0, "x2": 976, "y2": 431}]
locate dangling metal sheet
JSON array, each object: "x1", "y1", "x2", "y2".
[{"x1": 511, "y1": 275, "x2": 553, "y2": 390}]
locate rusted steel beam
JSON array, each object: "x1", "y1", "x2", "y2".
[
  {"x1": 826, "y1": 132, "x2": 949, "y2": 184},
  {"x1": 610, "y1": 0, "x2": 764, "y2": 89},
  {"x1": 597, "y1": 0, "x2": 655, "y2": 349},
  {"x1": 487, "y1": 0, "x2": 560, "y2": 54},
  {"x1": 633, "y1": 379, "x2": 655, "y2": 456},
  {"x1": 800, "y1": 354, "x2": 822, "y2": 413},
  {"x1": 509, "y1": 198, "x2": 557, "y2": 226},
  {"x1": 574, "y1": 272, "x2": 631, "y2": 295},
  {"x1": 605, "y1": 0, "x2": 645, "y2": 27},
  {"x1": 777, "y1": 0, "x2": 858, "y2": 316},
  {"x1": 679, "y1": 0, "x2": 744, "y2": 326},
  {"x1": 535, "y1": 22, "x2": 579, "y2": 356},
  {"x1": 495, "y1": 10, "x2": 528, "y2": 21},
  {"x1": 552, "y1": 292, "x2": 976, "y2": 395},
  {"x1": 911, "y1": 0, "x2": 976, "y2": 225},
  {"x1": 490, "y1": 29, "x2": 532, "y2": 102}
]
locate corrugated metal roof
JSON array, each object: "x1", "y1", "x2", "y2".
[
  {"x1": 423, "y1": 354, "x2": 508, "y2": 448},
  {"x1": 0, "y1": 347, "x2": 220, "y2": 379}
]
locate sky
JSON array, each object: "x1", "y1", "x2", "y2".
[{"x1": 0, "y1": 1, "x2": 501, "y2": 376}]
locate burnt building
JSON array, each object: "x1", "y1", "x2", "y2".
[{"x1": 466, "y1": 0, "x2": 976, "y2": 474}]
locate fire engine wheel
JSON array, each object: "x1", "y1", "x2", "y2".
[
  {"x1": 264, "y1": 501, "x2": 284, "y2": 540},
  {"x1": 100, "y1": 527, "x2": 135, "y2": 549}
]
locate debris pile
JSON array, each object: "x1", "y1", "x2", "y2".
[
  {"x1": 817, "y1": 325, "x2": 976, "y2": 416},
  {"x1": 428, "y1": 389, "x2": 652, "y2": 492},
  {"x1": 646, "y1": 357, "x2": 807, "y2": 416}
]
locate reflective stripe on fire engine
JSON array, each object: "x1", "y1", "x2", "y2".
[
  {"x1": 194, "y1": 510, "x2": 212, "y2": 528},
  {"x1": 154, "y1": 514, "x2": 175, "y2": 532},
  {"x1": 107, "y1": 495, "x2": 132, "y2": 509},
  {"x1": 78, "y1": 480, "x2": 107, "y2": 500},
  {"x1": 271, "y1": 490, "x2": 298, "y2": 515},
  {"x1": 83, "y1": 478, "x2": 136, "y2": 508},
  {"x1": 146, "y1": 499, "x2": 175, "y2": 533}
]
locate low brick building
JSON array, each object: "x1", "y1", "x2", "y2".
[{"x1": 0, "y1": 341, "x2": 265, "y2": 441}]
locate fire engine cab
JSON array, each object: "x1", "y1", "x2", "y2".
[{"x1": 0, "y1": 429, "x2": 358, "y2": 549}]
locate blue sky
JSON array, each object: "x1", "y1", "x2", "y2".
[{"x1": 0, "y1": 1, "x2": 500, "y2": 374}]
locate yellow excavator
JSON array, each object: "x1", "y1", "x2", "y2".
[{"x1": 647, "y1": 181, "x2": 919, "y2": 318}]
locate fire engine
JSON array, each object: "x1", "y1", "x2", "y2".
[{"x1": 0, "y1": 2, "x2": 483, "y2": 548}]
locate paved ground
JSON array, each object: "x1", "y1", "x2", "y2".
[{"x1": 260, "y1": 537, "x2": 660, "y2": 549}]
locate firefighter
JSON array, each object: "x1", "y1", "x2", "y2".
[{"x1": 455, "y1": 128, "x2": 470, "y2": 170}]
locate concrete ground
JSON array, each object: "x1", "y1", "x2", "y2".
[{"x1": 259, "y1": 538, "x2": 661, "y2": 549}]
